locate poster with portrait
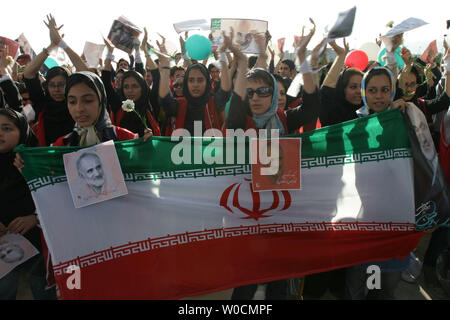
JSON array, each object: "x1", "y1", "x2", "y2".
[
  {"x1": 405, "y1": 103, "x2": 450, "y2": 230},
  {"x1": 420, "y1": 40, "x2": 438, "y2": 64},
  {"x1": 17, "y1": 33, "x2": 36, "y2": 59},
  {"x1": 63, "y1": 140, "x2": 128, "y2": 209},
  {"x1": 0, "y1": 36, "x2": 20, "y2": 59},
  {"x1": 251, "y1": 138, "x2": 301, "y2": 192},
  {"x1": 0, "y1": 233, "x2": 39, "y2": 279},
  {"x1": 107, "y1": 17, "x2": 141, "y2": 54},
  {"x1": 325, "y1": 6, "x2": 356, "y2": 41},
  {"x1": 210, "y1": 18, "x2": 268, "y2": 54}
]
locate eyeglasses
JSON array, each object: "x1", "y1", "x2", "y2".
[
  {"x1": 48, "y1": 82, "x2": 66, "y2": 89},
  {"x1": 246, "y1": 87, "x2": 273, "y2": 99},
  {"x1": 173, "y1": 83, "x2": 183, "y2": 89}
]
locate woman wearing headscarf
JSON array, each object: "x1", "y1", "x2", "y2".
[
  {"x1": 225, "y1": 25, "x2": 320, "y2": 300},
  {"x1": 157, "y1": 34, "x2": 231, "y2": 136},
  {"x1": 319, "y1": 39, "x2": 364, "y2": 127},
  {"x1": 225, "y1": 26, "x2": 320, "y2": 136},
  {"x1": 102, "y1": 35, "x2": 161, "y2": 137},
  {"x1": 51, "y1": 71, "x2": 153, "y2": 146},
  {"x1": 0, "y1": 108, "x2": 56, "y2": 300},
  {"x1": 22, "y1": 14, "x2": 89, "y2": 146},
  {"x1": 344, "y1": 66, "x2": 421, "y2": 300},
  {"x1": 113, "y1": 71, "x2": 161, "y2": 137}
]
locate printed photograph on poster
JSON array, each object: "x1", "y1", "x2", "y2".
[
  {"x1": 107, "y1": 19, "x2": 141, "y2": 54},
  {"x1": 251, "y1": 138, "x2": 301, "y2": 192},
  {"x1": 63, "y1": 140, "x2": 128, "y2": 209},
  {"x1": 210, "y1": 18, "x2": 268, "y2": 53},
  {"x1": 420, "y1": 40, "x2": 438, "y2": 64},
  {"x1": 0, "y1": 233, "x2": 39, "y2": 280},
  {"x1": 0, "y1": 36, "x2": 20, "y2": 59},
  {"x1": 406, "y1": 103, "x2": 439, "y2": 184}
]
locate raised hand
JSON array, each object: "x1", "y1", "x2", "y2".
[
  {"x1": 44, "y1": 14, "x2": 64, "y2": 46},
  {"x1": 310, "y1": 38, "x2": 328, "y2": 68},
  {"x1": 401, "y1": 47, "x2": 411, "y2": 65},
  {"x1": 219, "y1": 29, "x2": 234, "y2": 53},
  {"x1": 141, "y1": 27, "x2": 149, "y2": 53},
  {"x1": 254, "y1": 32, "x2": 267, "y2": 55},
  {"x1": 329, "y1": 38, "x2": 349, "y2": 57},
  {"x1": 296, "y1": 18, "x2": 316, "y2": 63},
  {"x1": 103, "y1": 36, "x2": 115, "y2": 53}
]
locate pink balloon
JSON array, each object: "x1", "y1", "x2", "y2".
[{"x1": 345, "y1": 50, "x2": 369, "y2": 71}]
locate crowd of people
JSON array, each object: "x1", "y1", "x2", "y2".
[{"x1": 0, "y1": 14, "x2": 449, "y2": 300}]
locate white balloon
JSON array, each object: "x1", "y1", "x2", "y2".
[{"x1": 359, "y1": 42, "x2": 381, "y2": 61}]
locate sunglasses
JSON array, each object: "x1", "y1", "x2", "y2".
[
  {"x1": 246, "y1": 87, "x2": 273, "y2": 99},
  {"x1": 173, "y1": 83, "x2": 183, "y2": 89}
]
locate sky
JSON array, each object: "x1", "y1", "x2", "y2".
[{"x1": 2, "y1": 0, "x2": 449, "y2": 62}]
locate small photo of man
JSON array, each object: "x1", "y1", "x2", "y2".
[
  {"x1": 251, "y1": 138, "x2": 301, "y2": 192},
  {"x1": 63, "y1": 140, "x2": 128, "y2": 208}
]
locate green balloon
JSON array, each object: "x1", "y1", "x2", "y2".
[
  {"x1": 185, "y1": 35, "x2": 212, "y2": 60},
  {"x1": 44, "y1": 57, "x2": 59, "y2": 69}
]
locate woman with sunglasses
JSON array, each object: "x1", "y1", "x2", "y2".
[
  {"x1": 158, "y1": 33, "x2": 231, "y2": 136},
  {"x1": 225, "y1": 23, "x2": 320, "y2": 136},
  {"x1": 173, "y1": 75, "x2": 184, "y2": 98},
  {"x1": 22, "y1": 15, "x2": 89, "y2": 146}
]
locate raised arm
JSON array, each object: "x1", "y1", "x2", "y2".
[
  {"x1": 296, "y1": 18, "x2": 317, "y2": 94},
  {"x1": 0, "y1": 46, "x2": 22, "y2": 111},
  {"x1": 157, "y1": 40, "x2": 171, "y2": 99},
  {"x1": 229, "y1": 32, "x2": 248, "y2": 101},
  {"x1": 103, "y1": 36, "x2": 115, "y2": 72},
  {"x1": 141, "y1": 29, "x2": 158, "y2": 71},
  {"x1": 253, "y1": 31, "x2": 271, "y2": 70},
  {"x1": 218, "y1": 31, "x2": 233, "y2": 93},
  {"x1": 321, "y1": 39, "x2": 349, "y2": 88},
  {"x1": 44, "y1": 14, "x2": 88, "y2": 72}
]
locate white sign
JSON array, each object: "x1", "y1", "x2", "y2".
[
  {"x1": 384, "y1": 18, "x2": 428, "y2": 37},
  {"x1": 83, "y1": 42, "x2": 105, "y2": 68},
  {"x1": 174, "y1": 19, "x2": 210, "y2": 34}
]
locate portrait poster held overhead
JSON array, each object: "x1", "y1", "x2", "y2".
[
  {"x1": 420, "y1": 40, "x2": 438, "y2": 64},
  {"x1": 210, "y1": 18, "x2": 268, "y2": 54},
  {"x1": 251, "y1": 138, "x2": 301, "y2": 192},
  {"x1": 0, "y1": 36, "x2": 20, "y2": 59},
  {"x1": 0, "y1": 233, "x2": 39, "y2": 280},
  {"x1": 107, "y1": 17, "x2": 142, "y2": 55},
  {"x1": 63, "y1": 140, "x2": 128, "y2": 209}
]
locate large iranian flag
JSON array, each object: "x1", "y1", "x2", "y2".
[{"x1": 17, "y1": 110, "x2": 428, "y2": 300}]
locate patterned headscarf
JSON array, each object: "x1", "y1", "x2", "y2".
[
  {"x1": 357, "y1": 67, "x2": 396, "y2": 117},
  {"x1": 64, "y1": 71, "x2": 116, "y2": 146},
  {"x1": 250, "y1": 68, "x2": 285, "y2": 135}
]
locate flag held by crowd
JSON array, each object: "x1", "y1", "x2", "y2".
[{"x1": 15, "y1": 109, "x2": 449, "y2": 299}]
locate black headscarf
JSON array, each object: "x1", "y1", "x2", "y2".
[
  {"x1": 181, "y1": 63, "x2": 212, "y2": 134},
  {"x1": 183, "y1": 63, "x2": 212, "y2": 108},
  {"x1": 119, "y1": 71, "x2": 153, "y2": 137},
  {"x1": 334, "y1": 67, "x2": 364, "y2": 120},
  {"x1": 0, "y1": 109, "x2": 41, "y2": 248},
  {"x1": 62, "y1": 71, "x2": 117, "y2": 146},
  {"x1": 40, "y1": 66, "x2": 75, "y2": 145}
]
